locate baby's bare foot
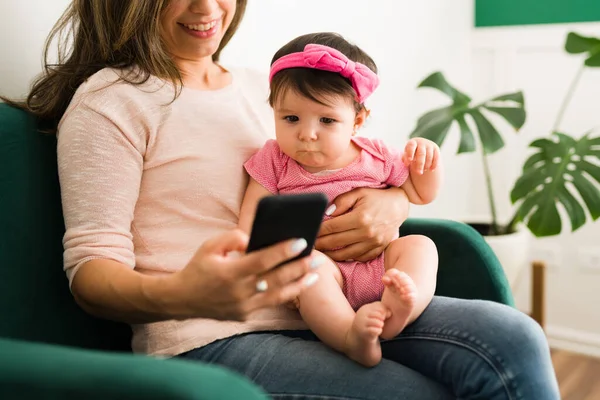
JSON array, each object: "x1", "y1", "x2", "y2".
[
  {"x1": 380, "y1": 270, "x2": 418, "y2": 340},
  {"x1": 345, "y1": 302, "x2": 389, "y2": 367}
]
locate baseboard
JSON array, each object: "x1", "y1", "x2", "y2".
[{"x1": 546, "y1": 325, "x2": 600, "y2": 359}]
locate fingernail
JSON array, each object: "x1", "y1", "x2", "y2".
[
  {"x1": 325, "y1": 204, "x2": 336, "y2": 216},
  {"x1": 226, "y1": 251, "x2": 242, "y2": 259},
  {"x1": 304, "y1": 273, "x2": 319, "y2": 287},
  {"x1": 291, "y1": 238, "x2": 308, "y2": 253},
  {"x1": 310, "y1": 255, "x2": 326, "y2": 269}
]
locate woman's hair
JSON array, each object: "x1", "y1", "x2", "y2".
[
  {"x1": 1, "y1": 0, "x2": 247, "y2": 133},
  {"x1": 268, "y1": 32, "x2": 378, "y2": 113}
]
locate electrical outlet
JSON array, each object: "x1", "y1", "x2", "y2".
[
  {"x1": 579, "y1": 247, "x2": 600, "y2": 273},
  {"x1": 530, "y1": 244, "x2": 561, "y2": 271}
]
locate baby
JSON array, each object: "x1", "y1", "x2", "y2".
[{"x1": 239, "y1": 32, "x2": 443, "y2": 367}]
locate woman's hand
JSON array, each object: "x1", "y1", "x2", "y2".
[
  {"x1": 314, "y1": 187, "x2": 410, "y2": 263},
  {"x1": 171, "y1": 229, "x2": 323, "y2": 321}
]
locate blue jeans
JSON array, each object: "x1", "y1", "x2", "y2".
[{"x1": 179, "y1": 296, "x2": 560, "y2": 399}]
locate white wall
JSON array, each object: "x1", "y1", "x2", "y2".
[
  {"x1": 0, "y1": 0, "x2": 72, "y2": 98},
  {"x1": 471, "y1": 22, "x2": 600, "y2": 356}
]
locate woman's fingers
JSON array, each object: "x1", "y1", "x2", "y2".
[
  {"x1": 233, "y1": 237, "x2": 309, "y2": 277},
  {"x1": 318, "y1": 211, "x2": 356, "y2": 237},
  {"x1": 200, "y1": 228, "x2": 249, "y2": 256},
  {"x1": 353, "y1": 246, "x2": 386, "y2": 263},
  {"x1": 324, "y1": 189, "x2": 361, "y2": 218},
  {"x1": 253, "y1": 251, "x2": 325, "y2": 292},
  {"x1": 323, "y1": 240, "x2": 381, "y2": 262},
  {"x1": 315, "y1": 227, "x2": 364, "y2": 251},
  {"x1": 237, "y1": 251, "x2": 326, "y2": 314},
  {"x1": 246, "y1": 271, "x2": 320, "y2": 312}
]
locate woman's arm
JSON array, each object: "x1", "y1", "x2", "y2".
[
  {"x1": 72, "y1": 231, "x2": 321, "y2": 324},
  {"x1": 71, "y1": 259, "x2": 184, "y2": 324}
]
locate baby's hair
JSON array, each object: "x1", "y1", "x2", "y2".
[{"x1": 268, "y1": 32, "x2": 378, "y2": 113}]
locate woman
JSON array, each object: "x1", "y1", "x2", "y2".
[{"x1": 6, "y1": 1, "x2": 559, "y2": 399}]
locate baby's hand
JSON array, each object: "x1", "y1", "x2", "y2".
[{"x1": 402, "y1": 138, "x2": 440, "y2": 175}]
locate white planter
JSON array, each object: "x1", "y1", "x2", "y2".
[{"x1": 483, "y1": 227, "x2": 530, "y2": 288}]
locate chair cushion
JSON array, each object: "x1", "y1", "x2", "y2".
[{"x1": 0, "y1": 103, "x2": 131, "y2": 351}]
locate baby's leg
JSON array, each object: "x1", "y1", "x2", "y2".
[
  {"x1": 296, "y1": 252, "x2": 388, "y2": 367},
  {"x1": 380, "y1": 235, "x2": 438, "y2": 340}
]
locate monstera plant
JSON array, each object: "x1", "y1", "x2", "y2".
[{"x1": 410, "y1": 31, "x2": 600, "y2": 238}]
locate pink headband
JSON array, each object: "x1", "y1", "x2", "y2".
[{"x1": 269, "y1": 43, "x2": 380, "y2": 104}]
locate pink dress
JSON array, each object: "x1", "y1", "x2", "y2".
[{"x1": 244, "y1": 136, "x2": 409, "y2": 310}]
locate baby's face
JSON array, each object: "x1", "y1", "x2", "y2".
[{"x1": 273, "y1": 90, "x2": 358, "y2": 172}]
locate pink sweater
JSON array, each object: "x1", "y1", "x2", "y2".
[{"x1": 57, "y1": 67, "x2": 307, "y2": 356}]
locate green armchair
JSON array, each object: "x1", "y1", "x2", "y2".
[{"x1": 0, "y1": 103, "x2": 514, "y2": 399}]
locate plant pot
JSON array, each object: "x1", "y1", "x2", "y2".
[{"x1": 467, "y1": 223, "x2": 530, "y2": 289}]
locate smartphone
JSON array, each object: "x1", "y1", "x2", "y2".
[{"x1": 246, "y1": 192, "x2": 329, "y2": 267}]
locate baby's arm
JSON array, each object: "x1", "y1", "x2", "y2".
[
  {"x1": 401, "y1": 165, "x2": 443, "y2": 205},
  {"x1": 400, "y1": 138, "x2": 443, "y2": 205},
  {"x1": 238, "y1": 177, "x2": 272, "y2": 234}
]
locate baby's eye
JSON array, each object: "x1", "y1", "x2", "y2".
[
  {"x1": 284, "y1": 115, "x2": 299, "y2": 122},
  {"x1": 320, "y1": 117, "x2": 336, "y2": 124}
]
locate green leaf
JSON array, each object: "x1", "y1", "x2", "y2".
[
  {"x1": 588, "y1": 135, "x2": 600, "y2": 146},
  {"x1": 456, "y1": 114, "x2": 476, "y2": 153},
  {"x1": 411, "y1": 74, "x2": 524, "y2": 156},
  {"x1": 556, "y1": 186, "x2": 587, "y2": 231},
  {"x1": 585, "y1": 51, "x2": 600, "y2": 67},
  {"x1": 570, "y1": 172, "x2": 600, "y2": 220},
  {"x1": 483, "y1": 106, "x2": 526, "y2": 130},
  {"x1": 527, "y1": 199, "x2": 562, "y2": 236},
  {"x1": 511, "y1": 132, "x2": 600, "y2": 237},
  {"x1": 409, "y1": 106, "x2": 455, "y2": 147},
  {"x1": 417, "y1": 72, "x2": 471, "y2": 105},
  {"x1": 564, "y1": 32, "x2": 600, "y2": 67},
  {"x1": 523, "y1": 152, "x2": 544, "y2": 170},
  {"x1": 468, "y1": 109, "x2": 505, "y2": 154},
  {"x1": 488, "y1": 91, "x2": 525, "y2": 105},
  {"x1": 565, "y1": 32, "x2": 600, "y2": 54},
  {"x1": 516, "y1": 189, "x2": 544, "y2": 220},
  {"x1": 511, "y1": 168, "x2": 545, "y2": 203},
  {"x1": 579, "y1": 160, "x2": 600, "y2": 182}
]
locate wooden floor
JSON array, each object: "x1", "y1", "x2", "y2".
[{"x1": 552, "y1": 349, "x2": 600, "y2": 400}]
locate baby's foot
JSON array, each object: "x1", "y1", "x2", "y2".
[
  {"x1": 344, "y1": 302, "x2": 389, "y2": 367},
  {"x1": 380, "y1": 269, "x2": 418, "y2": 340}
]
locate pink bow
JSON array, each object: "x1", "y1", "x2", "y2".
[{"x1": 269, "y1": 44, "x2": 379, "y2": 103}]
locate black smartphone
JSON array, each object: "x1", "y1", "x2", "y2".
[{"x1": 246, "y1": 192, "x2": 329, "y2": 267}]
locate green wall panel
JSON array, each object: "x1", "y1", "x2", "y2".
[{"x1": 475, "y1": 0, "x2": 600, "y2": 27}]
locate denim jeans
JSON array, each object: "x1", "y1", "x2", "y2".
[{"x1": 179, "y1": 296, "x2": 560, "y2": 400}]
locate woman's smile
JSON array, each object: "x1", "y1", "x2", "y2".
[{"x1": 178, "y1": 19, "x2": 220, "y2": 39}]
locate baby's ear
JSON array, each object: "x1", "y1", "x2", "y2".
[{"x1": 354, "y1": 108, "x2": 370, "y2": 130}]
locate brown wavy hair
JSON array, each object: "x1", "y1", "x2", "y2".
[{"x1": 1, "y1": 0, "x2": 247, "y2": 133}]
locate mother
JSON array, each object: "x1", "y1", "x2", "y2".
[{"x1": 10, "y1": 1, "x2": 559, "y2": 398}]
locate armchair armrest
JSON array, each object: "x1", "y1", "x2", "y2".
[
  {"x1": 401, "y1": 218, "x2": 515, "y2": 307},
  {"x1": 0, "y1": 337, "x2": 268, "y2": 400}
]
